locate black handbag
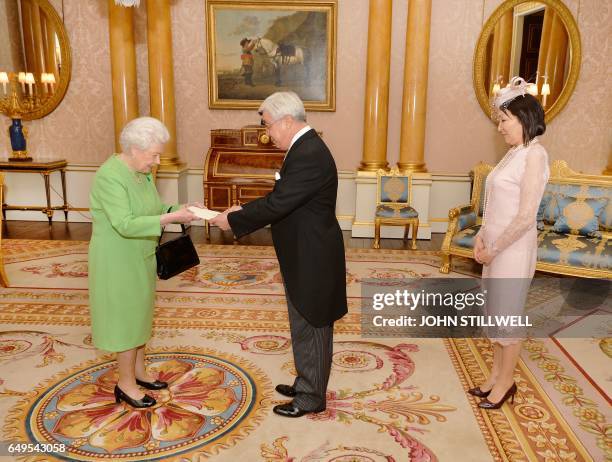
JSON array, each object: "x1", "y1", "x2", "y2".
[{"x1": 156, "y1": 223, "x2": 200, "y2": 280}]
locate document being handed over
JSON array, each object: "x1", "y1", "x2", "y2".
[{"x1": 188, "y1": 206, "x2": 220, "y2": 221}]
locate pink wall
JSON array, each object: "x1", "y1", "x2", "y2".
[{"x1": 1, "y1": 0, "x2": 609, "y2": 174}]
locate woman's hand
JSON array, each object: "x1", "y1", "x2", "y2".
[
  {"x1": 474, "y1": 237, "x2": 494, "y2": 265},
  {"x1": 161, "y1": 208, "x2": 196, "y2": 225},
  {"x1": 477, "y1": 248, "x2": 494, "y2": 265}
]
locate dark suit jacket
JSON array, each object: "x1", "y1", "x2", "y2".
[{"x1": 228, "y1": 129, "x2": 348, "y2": 327}]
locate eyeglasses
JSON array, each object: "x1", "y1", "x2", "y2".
[{"x1": 260, "y1": 118, "x2": 281, "y2": 129}]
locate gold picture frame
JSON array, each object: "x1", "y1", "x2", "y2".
[{"x1": 206, "y1": 0, "x2": 336, "y2": 111}]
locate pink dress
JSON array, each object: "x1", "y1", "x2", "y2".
[{"x1": 478, "y1": 138, "x2": 550, "y2": 344}]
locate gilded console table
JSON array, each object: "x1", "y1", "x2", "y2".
[{"x1": 0, "y1": 158, "x2": 69, "y2": 224}]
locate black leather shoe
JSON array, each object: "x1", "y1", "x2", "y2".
[
  {"x1": 136, "y1": 378, "x2": 168, "y2": 390},
  {"x1": 272, "y1": 401, "x2": 325, "y2": 418},
  {"x1": 275, "y1": 384, "x2": 296, "y2": 398},
  {"x1": 114, "y1": 385, "x2": 156, "y2": 408},
  {"x1": 467, "y1": 386, "x2": 491, "y2": 398}
]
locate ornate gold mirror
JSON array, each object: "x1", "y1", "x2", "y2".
[
  {"x1": 473, "y1": 0, "x2": 581, "y2": 122},
  {"x1": 0, "y1": 0, "x2": 71, "y2": 120}
]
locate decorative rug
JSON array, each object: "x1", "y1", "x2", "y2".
[{"x1": 0, "y1": 240, "x2": 607, "y2": 461}]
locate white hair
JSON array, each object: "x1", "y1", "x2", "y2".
[
  {"x1": 258, "y1": 91, "x2": 306, "y2": 122},
  {"x1": 119, "y1": 117, "x2": 170, "y2": 154}
]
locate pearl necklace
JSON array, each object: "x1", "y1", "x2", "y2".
[{"x1": 481, "y1": 144, "x2": 522, "y2": 228}]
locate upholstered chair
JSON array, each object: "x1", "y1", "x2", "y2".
[{"x1": 373, "y1": 167, "x2": 419, "y2": 250}]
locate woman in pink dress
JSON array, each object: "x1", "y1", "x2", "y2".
[{"x1": 470, "y1": 77, "x2": 549, "y2": 409}]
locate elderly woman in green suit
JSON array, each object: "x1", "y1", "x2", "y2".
[{"x1": 88, "y1": 117, "x2": 197, "y2": 408}]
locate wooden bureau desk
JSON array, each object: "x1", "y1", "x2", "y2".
[
  {"x1": 203, "y1": 125, "x2": 285, "y2": 238},
  {"x1": 204, "y1": 125, "x2": 285, "y2": 209},
  {"x1": 0, "y1": 158, "x2": 69, "y2": 224}
]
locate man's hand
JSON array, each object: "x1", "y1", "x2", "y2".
[
  {"x1": 210, "y1": 211, "x2": 230, "y2": 230},
  {"x1": 210, "y1": 205, "x2": 242, "y2": 231}
]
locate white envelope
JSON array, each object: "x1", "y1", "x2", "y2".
[
  {"x1": 188, "y1": 206, "x2": 220, "y2": 220},
  {"x1": 275, "y1": 171, "x2": 281, "y2": 180}
]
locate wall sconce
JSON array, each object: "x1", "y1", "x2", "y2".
[{"x1": 1, "y1": 70, "x2": 58, "y2": 161}]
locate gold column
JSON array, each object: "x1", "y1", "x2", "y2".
[
  {"x1": 488, "y1": 9, "x2": 513, "y2": 92},
  {"x1": 43, "y1": 14, "x2": 59, "y2": 83},
  {"x1": 397, "y1": 0, "x2": 431, "y2": 173},
  {"x1": 359, "y1": 0, "x2": 392, "y2": 172},
  {"x1": 108, "y1": 0, "x2": 139, "y2": 152},
  {"x1": 544, "y1": 13, "x2": 568, "y2": 105},
  {"x1": 20, "y1": 0, "x2": 36, "y2": 75},
  {"x1": 536, "y1": 7, "x2": 553, "y2": 81},
  {"x1": 30, "y1": 3, "x2": 47, "y2": 83},
  {"x1": 497, "y1": 10, "x2": 513, "y2": 85},
  {"x1": 146, "y1": 0, "x2": 182, "y2": 169},
  {"x1": 488, "y1": 22, "x2": 501, "y2": 93}
]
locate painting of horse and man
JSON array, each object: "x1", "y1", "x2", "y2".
[{"x1": 206, "y1": 0, "x2": 337, "y2": 111}]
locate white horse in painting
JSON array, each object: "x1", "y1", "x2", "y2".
[{"x1": 251, "y1": 37, "x2": 309, "y2": 85}]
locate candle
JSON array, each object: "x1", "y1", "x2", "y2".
[
  {"x1": 18, "y1": 72, "x2": 26, "y2": 93},
  {"x1": 48, "y1": 73, "x2": 56, "y2": 93},
  {"x1": 25, "y1": 73, "x2": 35, "y2": 96},
  {"x1": 541, "y1": 80, "x2": 550, "y2": 108},
  {"x1": 0, "y1": 72, "x2": 8, "y2": 95}
]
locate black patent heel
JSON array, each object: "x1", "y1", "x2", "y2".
[
  {"x1": 114, "y1": 385, "x2": 156, "y2": 408},
  {"x1": 136, "y1": 378, "x2": 168, "y2": 390},
  {"x1": 467, "y1": 386, "x2": 492, "y2": 398},
  {"x1": 478, "y1": 383, "x2": 517, "y2": 409}
]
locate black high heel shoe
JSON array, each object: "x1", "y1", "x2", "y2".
[
  {"x1": 467, "y1": 386, "x2": 491, "y2": 398},
  {"x1": 114, "y1": 385, "x2": 156, "y2": 408},
  {"x1": 478, "y1": 383, "x2": 517, "y2": 409},
  {"x1": 136, "y1": 378, "x2": 168, "y2": 390}
]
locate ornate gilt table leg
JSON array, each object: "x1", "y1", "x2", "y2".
[
  {"x1": 60, "y1": 168, "x2": 68, "y2": 221},
  {"x1": 373, "y1": 219, "x2": 381, "y2": 249},
  {"x1": 42, "y1": 171, "x2": 53, "y2": 225}
]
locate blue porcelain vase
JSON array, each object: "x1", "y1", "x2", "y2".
[
  {"x1": 9, "y1": 119, "x2": 32, "y2": 162},
  {"x1": 9, "y1": 118, "x2": 26, "y2": 152}
]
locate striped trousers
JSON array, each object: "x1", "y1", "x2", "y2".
[{"x1": 286, "y1": 294, "x2": 334, "y2": 411}]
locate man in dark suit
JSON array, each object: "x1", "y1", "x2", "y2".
[{"x1": 210, "y1": 91, "x2": 347, "y2": 418}]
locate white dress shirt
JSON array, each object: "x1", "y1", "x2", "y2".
[{"x1": 288, "y1": 125, "x2": 312, "y2": 153}]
